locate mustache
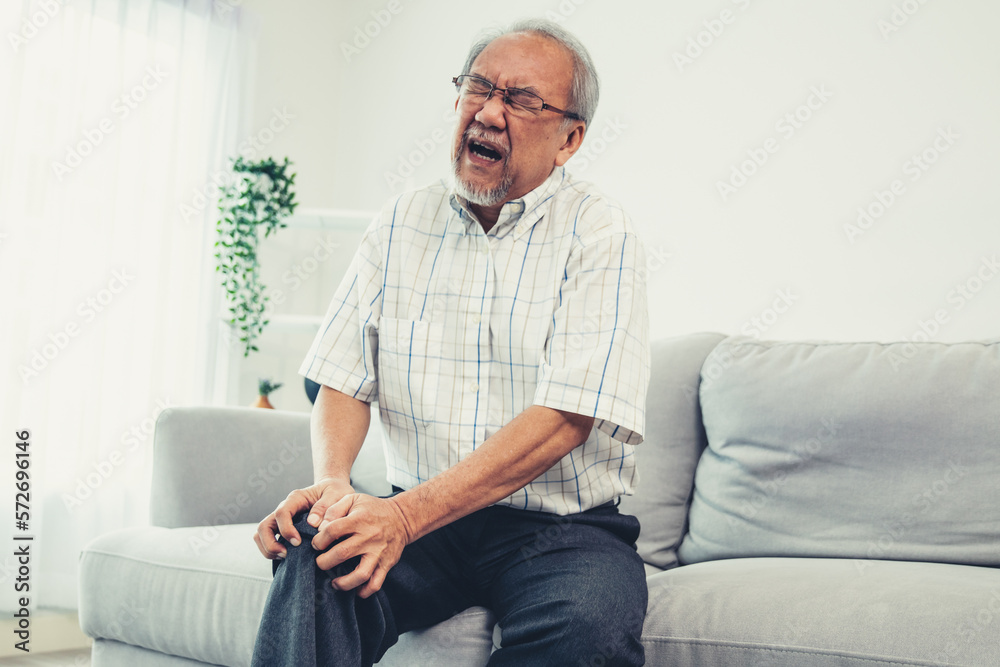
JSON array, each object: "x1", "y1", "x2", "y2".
[{"x1": 463, "y1": 124, "x2": 510, "y2": 154}]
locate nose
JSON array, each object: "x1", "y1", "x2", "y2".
[{"x1": 474, "y1": 90, "x2": 507, "y2": 131}]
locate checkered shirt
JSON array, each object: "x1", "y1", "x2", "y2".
[{"x1": 300, "y1": 166, "x2": 650, "y2": 515}]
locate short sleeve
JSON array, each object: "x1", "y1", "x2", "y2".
[
  {"x1": 299, "y1": 220, "x2": 383, "y2": 403},
  {"x1": 533, "y1": 202, "x2": 650, "y2": 445}
]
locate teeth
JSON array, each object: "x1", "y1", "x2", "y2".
[{"x1": 470, "y1": 141, "x2": 501, "y2": 162}]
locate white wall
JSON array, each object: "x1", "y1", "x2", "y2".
[{"x1": 241, "y1": 0, "x2": 1000, "y2": 344}]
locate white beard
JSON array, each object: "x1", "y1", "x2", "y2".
[
  {"x1": 451, "y1": 124, "x2": 514, "y2": 207},
  {"x1": 451, "y1": 154, "x2": 514, "y2": 207}
]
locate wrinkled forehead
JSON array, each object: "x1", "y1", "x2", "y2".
[{"x1": 471, "y1": 32, "x2": 574, "y2": 96}]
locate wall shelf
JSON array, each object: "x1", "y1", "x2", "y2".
[
  {"x1": 285, "y1": 207, "x2": 377, "y2": 230},
  {"x1": 211, "y1": 208, "x2": 375, "y2": 409}
]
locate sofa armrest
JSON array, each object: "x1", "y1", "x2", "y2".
[{"x1": 150, "y1": 405, "x2": 390, "y2": 528}]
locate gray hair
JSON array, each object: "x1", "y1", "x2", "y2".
[{"x1": 459, "y1": 18, "x2": 600, "y2": 127}]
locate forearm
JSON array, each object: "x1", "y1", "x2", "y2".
[
  {"x1": 310, "y1": 385, "x2": 371, "y2": 484},
  {"x1": 390, "y1": 405, "x2": 593, "y2": 542}
]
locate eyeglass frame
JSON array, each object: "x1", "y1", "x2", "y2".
[{"x1": 452, "y1": 74, "x2": 583, "y2": 122}]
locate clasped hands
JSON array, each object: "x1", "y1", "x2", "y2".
[{"x1": 253, "y1": 478, "x2": 414, "y2": 599}]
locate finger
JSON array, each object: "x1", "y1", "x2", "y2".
[
  {"x1": 357, "y1": 562, "x2": 388, "y2": 599},
  {"x1": 308, "y1": 483, "x2": 351, "y2": 527},
  {"x1": 321, "y1": 494, "x2": 355, "y2": 526},
  {"x1": 252, "y1": 529, "x2": 281, "y2": 560},
  {"x1": 314, "y1": 532, "x2": 362, "y2": 570},
  {"x1": 306, "y1": 502, "x2": 326, "y2": 528},
  {"x1": 274, "y1": 494, "x2": 308, "y2": 547},
  {"x1": 254, "y1": 516, "x2": 286, "y2": 559},
  {"x1": 331, "y1": 554, "x2": 377, "y2": 592},
  {"x1": 312, "y1": 497, "x2": 356, "y2": 550}
]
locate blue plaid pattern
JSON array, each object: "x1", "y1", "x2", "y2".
[{"x1": 300, "y1": 167, "x2": 650, "y2": 515}]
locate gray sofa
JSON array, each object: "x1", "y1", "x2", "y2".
[{"x1": 78, "y1": 333, "x2": 1000, "y2": 666}]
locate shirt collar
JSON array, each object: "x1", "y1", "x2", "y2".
[{"x1": 449, "y1": 166, "x2": 567, "y2": 238}]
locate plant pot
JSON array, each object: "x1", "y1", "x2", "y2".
[{"x1": 251, "y1": 394, "x2": 275, "y2": 409}]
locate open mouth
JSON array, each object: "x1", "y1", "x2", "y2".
[{"x1": 468, "y1": 139, "x2": 503, "y2": 163}]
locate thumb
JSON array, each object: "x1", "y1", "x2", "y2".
[
  {"x1": 309, "y1": 484, "x2": 353, "y2": 527},
  {"x1": 306, "y1": 490, "x2": 334, "y2": 527}
]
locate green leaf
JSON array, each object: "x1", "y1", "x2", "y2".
[{"x1": 216, "y1": 154, "x2": 297, "y2": 357}]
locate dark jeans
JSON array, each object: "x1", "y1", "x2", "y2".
[{"x1": 250, "y1": 498, "x2": 647, "y2": 667}]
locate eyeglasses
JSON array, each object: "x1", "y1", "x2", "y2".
[{"x1": 452, "y1": 74, "x2": 582, "y2": 121}]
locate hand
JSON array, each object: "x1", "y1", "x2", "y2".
[
  {"x1": 253, "y1": 477, "x2": 355, "y2": 560},
  {"x1": 311, "y1": 494, "x2": 413, "y2": 599}
]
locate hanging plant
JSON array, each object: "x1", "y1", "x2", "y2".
[{"x1": 215, "y1": 156, "x2": 298, "y2": 357}]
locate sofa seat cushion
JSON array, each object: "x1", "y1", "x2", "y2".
[
  {"x1": 644, "y1": 557, "x2": 1000, "y2": 666},
  {"x1": 680, "y1": 337, "x2": 1000, "y2": 567},
  {"x1": 79, "y1": 524, "x2": 495, "y2": 667},
  {"x1": 91, "y1": 638, "x2": 220, "y2": 666}
]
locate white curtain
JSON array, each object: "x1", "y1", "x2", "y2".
[{"x1": 0, "y1": 0, "x2": 256, "y2": 610}]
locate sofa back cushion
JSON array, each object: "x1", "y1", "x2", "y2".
[
  {"x1": 151, "y1": 406, "x2": 314, "y2": 528},
  {"x1": 678, "y1": 337, "x2": 1000, "y2": 569},
  {"x1": 150, "y1": 405, "x2": 389, "y2": 528},
  {"x1": 619, "y1": 332, "x2": 726, "y2": 570}
]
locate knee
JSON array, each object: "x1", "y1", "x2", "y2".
[
  {"x1": 564, "y1": 599, "x2": 645, "y2": 667},
  {"x1": 273, "y1": 516, "x2": 359, "y2": 582}
]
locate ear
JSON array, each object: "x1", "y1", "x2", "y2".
[{"x1": 554, "y1": 122, "x2": 586, "y2": 167}]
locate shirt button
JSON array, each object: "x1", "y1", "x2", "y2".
[
  {"x1": 471, "y1": 314, "x2": 481, "y2": 325},
  {"x1": 469, "y1": 382, "x2": 480, "y2": 392}
]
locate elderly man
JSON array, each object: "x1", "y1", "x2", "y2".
[{"x1": 252, "y1": 18, "x2": 650, "y2": 667}]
